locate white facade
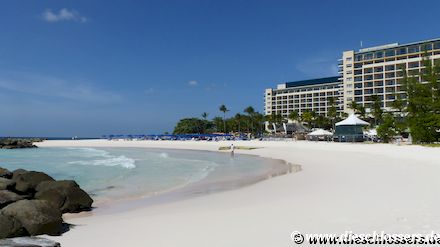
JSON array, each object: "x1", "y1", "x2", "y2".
[
  {"x1": 264, "y1": 77, "x2": 344, "y2": 118},
  {"x1": 264, "y1": 38, "x2": 440, "y2": 118}
]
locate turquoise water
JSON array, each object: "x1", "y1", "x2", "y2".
[{"x1": 0, "y1": 147, "x2": 284, "y2": 200}]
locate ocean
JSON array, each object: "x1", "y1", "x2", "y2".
[{"x1": 0, "y1": 147, "x2": 288, "y2": 203}]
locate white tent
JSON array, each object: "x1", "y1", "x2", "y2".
[
  {"x1": 335, "y1": 114, "x2": 369, "y2": 126},
  {"x1": 307, "y1": 129, "x2": 333, "y2": 136}
]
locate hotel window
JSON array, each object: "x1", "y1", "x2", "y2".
[
  {"x1": 408, "y1": 62, "x2": 419, "y2": 68},
  {"x1": 374, "y1": 67, "x2": 383, "y2": 73},
  {"x1": 355, "y1": 97, "x2": 363, "y2": 102},
  {"x1": 346, "y1": 57, "x2": 353, "y2": 62},
  {"x1": 364, "y1": 82, "x2": 373, "y2": 87},
  {"x1": 374, "y1": 74, "x2": 383, "y2": 80},
  {"x1": 385, "y1": 72, "x2": 396, "y2": 78},
  {"x1": 396, "y1": 47, "x2": 407, "y2": 55},
  {"x1": 354, "y1": 83, "x2": 363, "y2": 88},
  {"x1": 355, "y1": 55, "x2": 363, "y2": 61},
  {"x1": 408, "y1": 45, "x2": 420, "y2": 53},
  {"x1": 385, "y1": 65, "x2": 395, "y2": 71},
  {"x1": 354, "y1": 76, "x2": 362, "y2": 82},
  {"x1": 364, "y1": 89, "x2": 373, "y2": 94},
  {"x1": 354, "y1": 90, "x2": 362, "y2": 95},
  {"x1": 385, "y1": 49, "x2": 395, "y2": 57},
  {"x1": 364, "y1": 68, "x2": 373, "y2": 74},
  {"x1": 364, "y1": 75, "x2": 373, "y2": 81},
  {"x1": 346, "y1": 70, "x2": 353, "y2": 75},
  {"x1": 374, "y1": 81, "x2": 384, "y2": 87},
  {"x1": 364, "y1": 53, "x2": 373, "y2": 60},
  {"x1": 346, "y1": 77, "x2": 353, "y2": 82},
  {"x1": 374, "y1": 88, "x2": 384, "y2": 94},
  {"x1": 422, "y1": 43, "x2": 433, "y2": 51},
  {"x1": 354, "y1": 70, "x2": 362, "y2": 75},
  {"x1": 375, "y1": 51, "x2": 384, "y2": 59},
  {"x1": 434, "y1": 42, "x2": 440, "y2": 50}
]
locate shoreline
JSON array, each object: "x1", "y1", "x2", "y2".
[{"x1": 37, "y1": 139, "x2": 440, "y2": 247}]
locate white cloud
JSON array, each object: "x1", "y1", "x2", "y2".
[
  {"x1": 188, "y1": 80, "x2": 198, "y2": 86},
  {"x1": 0, "y1": 71, "x2": 121, "y2": 103},
  {"x1": 42, "y1": 8, "x2": 88, "y2": 23}
]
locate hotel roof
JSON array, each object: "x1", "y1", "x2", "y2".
[
  {"x1": 357, "y1": 37, "x2": 440, "y2": 54},
  {"x1": 285, "y1": 76, "x2": 340, "y2": 88}
]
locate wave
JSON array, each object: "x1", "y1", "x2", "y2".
[{"x1": 67, "y1": 148, "x2": 136, "y2": 169}]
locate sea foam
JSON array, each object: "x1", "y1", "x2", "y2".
[{"x1": 67, "y1": 148, "x2": 136, "y2": 169}]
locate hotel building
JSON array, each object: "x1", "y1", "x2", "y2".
[{"x1": 264, "y1": 38, "x2": 440, "y2": 118}]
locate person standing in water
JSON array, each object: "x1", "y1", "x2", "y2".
[{"x1": 230, "y1": 143, "x2": 235, "y2": 157}]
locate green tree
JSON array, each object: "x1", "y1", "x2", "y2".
[
  {"x1": 234, "y1": 113, "x2": 243, "y2": 133},
  {"x1": 244, "y1": 106, "x2": 256, "y2": 133},
  {"x1": 401, "y1": 56, "x2": 440, "y2": 143},
  {"x1": 301, "y1": 111, "x2": 313, "y2": 128},
  {"x1": 201, "y1": 112, "x2": 209, "y2": 120},
  {"x1": 173, "y1": 118, "x2": 213, "y2": 134},
  {"x1": 377, "y1": 113, "x2": 397, "y2": 143},
  {"x1": 370, "y1": 94, "x2": 383, "y2": 126},
  {"x1": 288, "y1": 110, "x2": 299, "y2": 122},
  {"x1": 327, "y1": 97, "x2": 338, "y2": 130},
  {"x1": 219, "y1": 104, "x2": 229, "y2": 133}
]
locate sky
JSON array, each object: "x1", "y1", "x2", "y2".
[{"x1": 1, "y1": 0, "x2": 440, "y2": 137}]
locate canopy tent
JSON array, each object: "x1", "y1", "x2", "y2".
[
  {"x1": 335, "y1": 114, "x2": 369, "y2": 126},
  {"x1": 306, "y1": 128, "x2": 333, "y2": 141},
  {"x1": 307, "y1": 129, "x2": 333, "y2": 136},
  {"x1": 334, "y1": 114, "x2": 369, "y2": 142}
]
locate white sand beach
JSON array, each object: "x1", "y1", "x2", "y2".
[{"x1": 37, "y1": 140, "x2": 440, "y2": 246}]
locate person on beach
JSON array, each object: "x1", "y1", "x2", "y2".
[{"x1": 230, "y1": 143, "x2": 235, "y2": 157}]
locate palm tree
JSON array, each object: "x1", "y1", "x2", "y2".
[
  {"x1": 234, "y1": 113, "x2": 243, "y2": 133},
  {"x1": 349, "y1": 101, "x2": 359, "y2": 113},
  {"x1": 219, "y1": 104, "x2": 229, "y2": 133},
  {"x1": 301, "y1": 111, "x2": 314, "y2": 128},
  {"x1": 288, "y1": 110, "x2": 299, "y2": 122},
  {"x1": 201, "y1": 112, "x2": 209, "y2": 120},
  {"x1": 244, "y1": 106, "x2": 255, "y2": 133}
]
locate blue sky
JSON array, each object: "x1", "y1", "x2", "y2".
[{"x1": 1, "y1": 0, "x2": 439, "y2": 137}]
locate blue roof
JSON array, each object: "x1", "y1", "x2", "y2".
[{"x1": 285, "y1": 76, "x2": 340, "y2": 88}]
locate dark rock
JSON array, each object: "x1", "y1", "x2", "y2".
[
  {"x1": 12, "y1": 171, "x2": 55, "y2": 195},
  {"x1": 0, "y1": 237, "x2": 60, "y2": 247},
  {"x1": 0, "y1": 213, "x2": 27, "y2": 239},
  {"x1": 0, "y1": 191, "x2": 25, "y2": 208},
  {"x1": 0, "y1": 178, "x2": 16, "y2": 190},
  {"x1": 0, "y1": 139, "x2": 38, "y2": 150},
  {"x1": 0, "y1": 168, "x2": 12, "y2": 179},
  {"x1": 35, "y1": 180, "x2": 93, "y2": 213},
  {"x1": 1, "y1": 200, "x2": 63, "y2": 236}
]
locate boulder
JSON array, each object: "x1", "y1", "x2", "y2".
[
  {"x1": 35, "y1": 180, "x2": 93, "y2": 213},
  {"x1": 0, "y1": 139, "x2": 37, "y2": 149},
  {"x1": 0, "y1": 191, "x2": 25, "y2": 208},
  {"x1": 0, "y1": 237, "x2": 60, "y2": 247},
  {"x1": 0, "y1": 168, "x2": 12, "y2": 179},
  {"x1": 1, "y1": 200, "x2": 63, "y2": 236},
  {"x1": 0, "y1": 213, "x2": 26, "y2": 239},
  {"x1": 12, "y1": 171, "x2": 55, "y2": 194},
  {"x1": 0, "y1": 178, "x2": 15, "y2": 190}
]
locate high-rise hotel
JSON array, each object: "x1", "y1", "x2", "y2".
[{"x1": 264, "y1": 38, "x2": 440, "y2": 118}]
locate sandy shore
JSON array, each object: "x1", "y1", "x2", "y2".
[{"x1": 37, "y1": 140, "x2": 440, "y2": 246}]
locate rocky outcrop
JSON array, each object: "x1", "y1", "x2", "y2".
[
  {"x1": 0, "y1": 168, "x2": 12, "y2": 179},
  {"x1": 0, "y1": 213, "x2": 26, "y2": 239},
  {"x1": 1, "y1": 200, "x2": 63, "y2": 236},
  {"x1": 0, "y1": 167, "x2": 93, "y2": 240},
  {"x1": 0, "y1": 139, "x2": 39, "y2": 149},
  {"x1": 0, "y1": 178, "x2": 15, "y2": 190},
  {"x1": 35, "y1": 180, "x2": 93, "y2": 213},
  {"x1": 0, "y1": 237, "x2": 60, "y2": 247},
  {"x1": 12, "y1": 170, "x2": 55, "y2": 195},
  {"x1": 0, "y1": 191, "x2": 24, "y2": 208}
]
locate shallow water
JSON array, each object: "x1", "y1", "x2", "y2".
[{"x1": 0, "y1": 147, "x2": 288, "y2": 202}]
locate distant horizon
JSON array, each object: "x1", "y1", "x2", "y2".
[{"x1": 1, "y1": 0, "x2": 440, "y2": 136}]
